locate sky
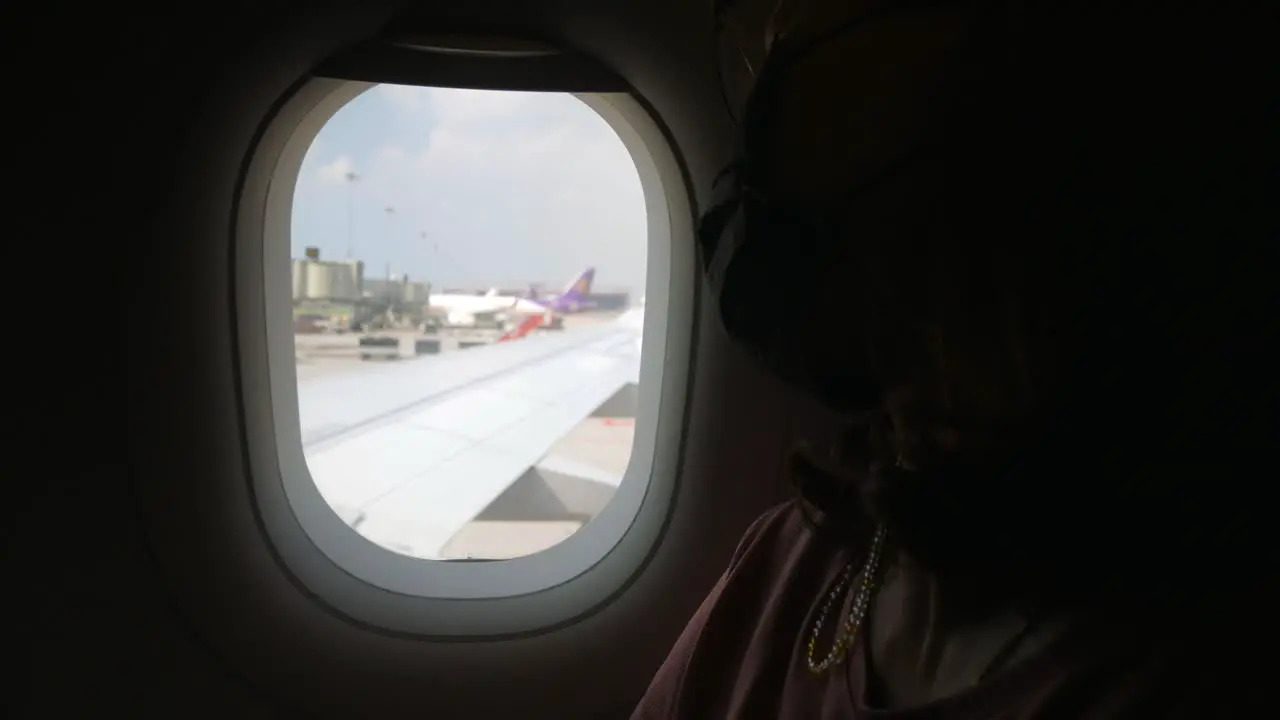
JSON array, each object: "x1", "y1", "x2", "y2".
[{"x1": 292, "y1": 85, "x2": 648, "y2": 295}]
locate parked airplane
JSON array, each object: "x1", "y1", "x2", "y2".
[
  {"x1": 299, "y1": 309, "x2": 643, "y2": 559},
  {"x1": 429, "y1": 267, "x2": 593, "y2": 326},
  {"x1": 528, "y1": 267, "x2": 597, "y2": 313}
]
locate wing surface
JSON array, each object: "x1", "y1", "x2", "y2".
[{"x1": 298, "y1": 314, "x2": 642, "y2": 559}]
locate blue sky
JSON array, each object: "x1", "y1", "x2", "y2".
[{"x1": 292, "y1": 85, "x2": 648, "y2": 294}]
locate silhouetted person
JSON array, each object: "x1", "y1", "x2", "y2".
[{"x1": 632, "y1": 0, "x2": 1271, "y2": 717}]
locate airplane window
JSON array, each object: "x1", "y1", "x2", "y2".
[{"x1": 289, "y1": 84, "x2": 648, "y2": 562}]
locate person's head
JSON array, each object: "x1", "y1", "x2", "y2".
[{"x1": 703, "y1": 0, "x2": 1264, "y2": 611}]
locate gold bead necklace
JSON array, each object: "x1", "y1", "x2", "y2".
[{"x1": 805, "y1": 524, "x2": 888, "y2": 675}]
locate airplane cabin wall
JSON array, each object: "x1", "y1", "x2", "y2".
[{"x1": 14, "y1": 1, "x2": 845, "y2": 716}]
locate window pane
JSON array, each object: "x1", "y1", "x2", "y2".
[{"x1": 290, "y1": 85, "x2": 648, "y2": 561}]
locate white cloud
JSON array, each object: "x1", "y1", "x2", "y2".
[
  {"x1": 378, "y1": 84, "x2": 427, "y2": 111},
  {"x1": 428, "y1": 87, "x2": 527, "y2": 123},
  {"x1": 317, "y1": 155, "x2": 355, "y2": 183},
  {"x1": 297, "y1": 84, "x2": 648, "y2": 293}
]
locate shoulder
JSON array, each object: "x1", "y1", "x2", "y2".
[
  {"x1": 724, "y1": 498, "x2": 816, "y2": 573},
  {"x1": 706, "y1": 498, "x2": 850, "y2": 646},
  {"x1": 630, "y1": 499, "x2": 850, "y2": 719}
]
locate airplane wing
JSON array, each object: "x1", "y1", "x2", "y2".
[{"x1": 297, "y1": 311, "x2": 643, "y2": 559}]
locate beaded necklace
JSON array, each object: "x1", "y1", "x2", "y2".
[
  {"x1": 804, "y1": 522, "x2": 1043, "y2": 687},
  {"x1": 805, "y1": 523, "x2": 888, "y2": 674}
]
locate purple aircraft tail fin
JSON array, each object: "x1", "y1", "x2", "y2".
[
  {"x1": 548, "y1": 267, "x2": 596, "y2": 312},
  {"x1": 560, "y1": 267, "x2": 594, "y2": 299}
]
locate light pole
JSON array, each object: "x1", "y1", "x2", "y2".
[
  {"x1": 427, "y1": 229, "x2": 437, "y2": 288},
  {"x1": 344, "y1": 171, "x2": 359, "y2": 259},
  {"x1": 383, "y1": 205, "x2": 395, "y2": 278}
]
